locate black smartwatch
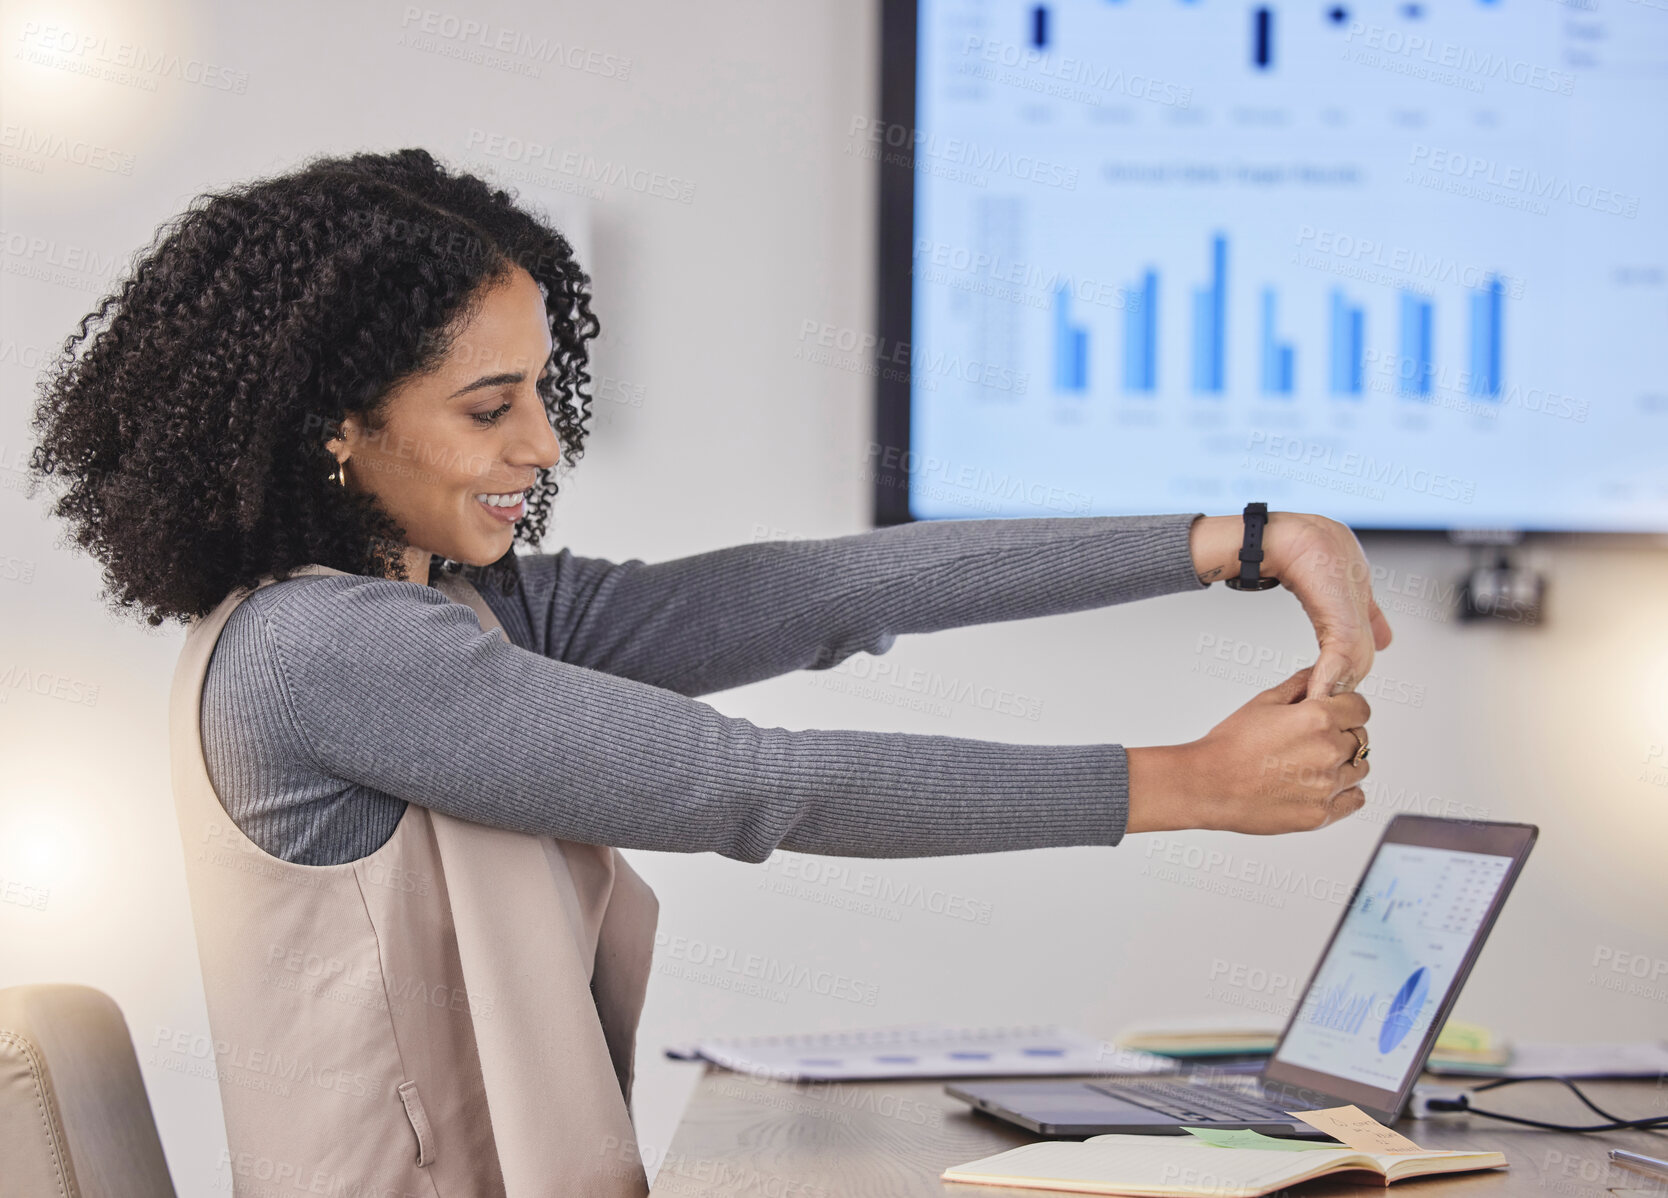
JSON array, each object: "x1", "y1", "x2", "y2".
[{"x1": 1223, "y1": 502, "x2": 1281, "y2": 591}]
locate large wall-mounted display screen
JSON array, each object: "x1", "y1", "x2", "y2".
[{"x1": 876, "y1": 0, "x2": 1668, "y2": 531}]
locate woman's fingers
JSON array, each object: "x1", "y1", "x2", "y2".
[
  {"x1": 1319, "y1": 691, "x2": 1371, "y2": 731},
  {"x1": 1322, "y1": 729, "x2": 1368, "y2": 768},
  {"x1": 1320, "y1": 786, "x2": 1367, "y2": 827},
  {"x1": 1369, "y1": 591, "x2": 1394, "y2": 651},
  {"x1": 1306, "y1": 644, "x2": 1362, "y2": 700},
  {"x1": 1336, "y1": 754, "x2": 1371, "y2": 789},
  {"x1": 1262, "y1": 513, "x2": 1392, "y2": 701},
  {"x1": 1255, "y1": 665, "x2": 1314, "y2": 706},
  {"x1": 1296, "y1": 732, "x2": 1372, "y2": 786},
  {"x1": 1170, "y1": 666, "x2": 1376, "y2": 836}
]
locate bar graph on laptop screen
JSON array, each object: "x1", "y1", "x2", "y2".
[
  {"x1": 1272, "y1": 844, "x2": 1512, "y2": 1089},
  {"x1": 903, "y1": 0, "x2": 1668, "y2": 530}
]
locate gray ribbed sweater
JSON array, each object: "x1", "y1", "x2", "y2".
[{"x1": 199, "y1": 513, "x2": 1207, "y2": 866}]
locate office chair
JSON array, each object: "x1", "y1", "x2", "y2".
[{"x1": 0, "y1": 983, "x2": 177, "y2": 1198}]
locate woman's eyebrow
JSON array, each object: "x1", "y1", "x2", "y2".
[{"x1": 449, "y1": 370, "x2": 527, "y2": 398}]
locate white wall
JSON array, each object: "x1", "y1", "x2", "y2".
[{"x1": 2, "y1": 2, "x2": 1665, "y2": 1192}]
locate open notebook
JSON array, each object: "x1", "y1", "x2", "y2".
[{"x1": 941, "y1": 1134, "x2": 1508, "y2": 1196}]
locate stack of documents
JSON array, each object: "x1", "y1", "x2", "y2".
[
  {"x1": 1424, "y1": 1021, "x2": 1512, "y2": 1070},
  {"x1": 1115, "y1": 1017, "x2": 1282, "y2": 1058},
  {"x1": 1113, "y1": 1017, "x2": 1507, "y2": 1065},
  {"x1": 665, "y1": 1023, "x2": 1180, "y2": 1081},
  {"x1": 1425, "y1": 1040, "x2": 1668, "y2": 1078}
]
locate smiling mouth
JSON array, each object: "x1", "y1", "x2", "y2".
[{"x1": 475, "y1": 490, "x2": 526, "y2": 524}]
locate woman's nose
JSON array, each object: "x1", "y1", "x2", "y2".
[{"x1": 511, "y1": 395, "x2": 563, "y2": 469}]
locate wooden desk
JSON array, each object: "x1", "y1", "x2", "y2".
[{"x1": 647, "y1": 1070, "x2": 1668, "y2": 1197}]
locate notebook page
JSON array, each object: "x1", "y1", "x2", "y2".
[
  {"x1": 1365, "y1": 1149, "x2": 1508, "y2": 1177},
  {"x1": 946, "y1": 1136, "x2": 1364, "y2": 1195}
]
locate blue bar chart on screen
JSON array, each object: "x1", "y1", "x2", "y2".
[
  {"x1": 908, "y1": 0, "x2": 1668, "y2": 530},
  {"x1": 1121, "y1": 267, "x2": 1160, "y2": 394},
  {"x1": 1054, "y1": 281, "x2": 1091, "y2": 393}
]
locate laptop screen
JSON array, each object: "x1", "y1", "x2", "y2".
[{"x1": 1260, "y1": 816, "x2": 1536, "y2": 1120}]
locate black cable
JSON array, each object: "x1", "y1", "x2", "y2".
[
  {"x1": 1423, "y1": 1076, "x2": 1668, "y2": 1133},
  {"x1": 1468, "y1": 1076, "x2": 1631, "y2": 1123}
]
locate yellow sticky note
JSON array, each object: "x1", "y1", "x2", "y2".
[{"x1": 1286, "y1": 1105, "x2": 1426, "y2": 1154}]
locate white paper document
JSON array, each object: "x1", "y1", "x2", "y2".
[
  {"x1": 665, "y1": 1023, "x2": 1182, "y2": 1081},
  {"x1": 1427, "y1": 1040, "x2": 1668, "y2": 1079}
]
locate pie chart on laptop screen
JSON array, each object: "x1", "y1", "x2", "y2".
[{"x1": 1378, "y1": 966, "x2": 1430, "y2": 1055}]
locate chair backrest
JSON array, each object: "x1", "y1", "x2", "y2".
[{"x1": 0, "y1": 984, "x2": 177, "y2": 1198}]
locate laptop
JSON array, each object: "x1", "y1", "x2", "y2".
[{"x1": 947, "y1": 814, "x2": 1538, "y2": 1137}]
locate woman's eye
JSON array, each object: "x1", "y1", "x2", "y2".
[{"x1": 470, "y1": 374, "x2": 551, "y2": 426}]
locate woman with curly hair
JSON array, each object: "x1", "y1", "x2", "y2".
[{"x1": 29, "y1": 148, "x2": 1388, "y2": 1195}]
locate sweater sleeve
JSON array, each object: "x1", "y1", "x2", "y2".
[
  {"x1": 504, "y1": 512, "x2": 1207, "y2": 696},
  {"x1": 255, "y1": 573, "x2": 1141, "y2": 863}
]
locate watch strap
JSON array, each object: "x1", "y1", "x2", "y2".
[{"x1": 1224, "y1": 502, "x2": 1281, "y2": 591}]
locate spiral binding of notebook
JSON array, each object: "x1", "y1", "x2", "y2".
[{"x1": 664, "y1": 1023, "x2": 1181, "y2": 1081}]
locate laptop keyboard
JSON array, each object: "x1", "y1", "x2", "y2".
[{"x1": 1088, "y1": 1081, "x2": 1297, "y2": 1122}]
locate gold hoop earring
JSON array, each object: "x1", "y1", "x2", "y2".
[{"x1": 334, "y1": 459, "x2": 347, "y2": 488}]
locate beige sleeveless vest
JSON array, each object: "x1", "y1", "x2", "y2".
[{"x1": 167, "y1": 563, "x2": 658, "y2": 1196}]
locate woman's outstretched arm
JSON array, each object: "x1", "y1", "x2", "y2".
[
  {"x1": 484, "y1": 512, "x2": 1209, "y2": 697},
  {"x1": 231, "y1": 572, "x2": 1370, "y2": 865}
]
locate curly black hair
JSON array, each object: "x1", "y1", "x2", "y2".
[{"x1": 27, "y1": 147, "x2": 600, "y2": 626}]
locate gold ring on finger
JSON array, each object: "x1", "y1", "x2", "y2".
[{"x1": 1346, "y1": 727, "x2": 1370, "y2": 766}]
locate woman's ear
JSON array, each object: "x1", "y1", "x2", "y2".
[{"x1": 324, "y1": 415, "x2": 360, "y2": 462}]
